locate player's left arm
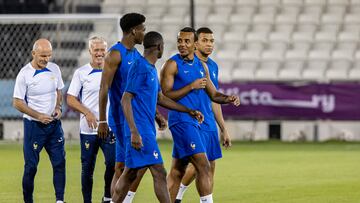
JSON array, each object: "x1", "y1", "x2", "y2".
[
  {"x1": 157, "y1": 92, "x2": 204, "y2": 123},
  {"x1": 121, "y1": 92, "x2": 143, "y2": 150},
  {"x1": 202, "y1": 62, "x2": 240, "y2": 106},
  {"x1": 52, "y1": 89, "x2": 63, "y2": 120},
  {"x1": 52, "y1": 66, "x2": 64, "y2": 120},
  {"x1": 212, "y1": 102, "x2": 231, "y2": 148},
  {"x1": 155, "y1": 107, "x2": 167, "y2": 130}
]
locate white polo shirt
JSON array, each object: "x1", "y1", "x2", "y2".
[
  {"x1": 13, "y1": 62, "x2": 64, "y2": 121},
  {"x1": 67, "y1": 63, "x2": 105, "y2": 134}
]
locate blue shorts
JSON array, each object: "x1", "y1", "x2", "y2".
[
  {"x1": 201, "y1": 130, "x2": 222, "y2": 161},
  {"x1": 125, "y1": 134, "x2": 163, "y2": 169},
  {"x1": 110, "y1": 124, "x2": 126, "y2": 163},
  {"x1": 170, "y1": 123, "x2": 206, "y2": 159}
]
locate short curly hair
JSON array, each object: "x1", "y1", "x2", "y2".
[{"x1": 120, "y1": 13, "x2": 146, "y2": 33}]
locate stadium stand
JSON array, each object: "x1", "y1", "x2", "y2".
[{"x1": 95, "y1": 0, "x2": 360, "y2": 82}]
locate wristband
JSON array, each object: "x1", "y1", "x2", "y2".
[
  {"x1": 56, "y1": 105, "x2": 62, "y2": 112},
  {"x1": 98, "y1": 121, "x2": 107, "y2": 124}
]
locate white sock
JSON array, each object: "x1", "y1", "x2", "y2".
[
  {"x1": 103, "y1": 197, "x2": 112, "y2": 201},
  {"x1": 200, "y1": 194, "x2": 213, "y2": 203},
  {"x1": 176, "y1": 183, "x2": 189, "y2": 200},
  {"x1": 56, "y1": 201, "x2": 64, "y2": 203},
  {"x1": 123, "y1": 191, "x2": 136, "y2": 203}
]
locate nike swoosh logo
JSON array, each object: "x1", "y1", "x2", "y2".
[{"x1": 128, "y1": 61, "x2": 132, "y2": 65}]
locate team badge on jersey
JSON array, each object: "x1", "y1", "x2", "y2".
[
  {"x1": 190, "y1": 142, "x2": 196, "y2": 150},
  {"x1": 153, "y1": 150, "x2": 159, "y2": 159},
  {"x1": 85, "y1": 140, "x2": 90, "y2": 150},
  {"x1": 33, "y1": 142, "x2": 38, "y2": 150},
  {"x1": 109, "y1": 137, "x2": 116, "y2": 144}
]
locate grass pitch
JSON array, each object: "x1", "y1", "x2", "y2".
[{"x1": 0, "y1": 140, "x2": 360, "y2": 203}]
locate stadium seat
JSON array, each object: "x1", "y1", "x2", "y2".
[
  {"x1": 216, "y1": 50, "x2": 238, "y2": 62},
  {"x1": 261, "y1": 49, "x2": 284, "y2": 61},
  {"x1": 236, "y1": 0, "x2": 258, "y2": 6},
  {"x1": 298, "y1": 13, "x2": 321, "y2": 24},
  {"x1": 258, "y1": 5, "x2": 278, "y2": 15},
  {"x1": 268, "y1": 42, "x2": 288, "y2": 52},
  {"x1": 332, "y1": 49, "x2": 354, "y2": 61},
  {"x1": 229, "y1": 24, "x2": 249, "y2": 33},
  {"x1": 292, "y1": 31, "x2": 314, "y2": 43},
  {"x1": 313, "y1": 42, "x2": 335, "y2": 52},
  {"x1": 239, "y1": 49, "x2": 262, "y2": 61},
  {"x1": 338, "y1": 31, "x2": 360, "y2": 42},
  {"x1": 274, "y1": 24, "x2": 295, "y2": 33},
  {"x1": 344, "y1": 14, "x2": 360, "y2": 23},
  {"x1": 320, "y1": 24, "x2": 341, "y2": 33},
  {"x1": 286, "y1": 49, "x2": 308, "y2": 61},
  {"x1": 232, "y1": 61, "x2": 257, "y2": 81},
  {"x1": 305, "y1": 0, "x2": 327, "y2": 6},
  {"x1": 253, "y1": 14, "x2": 275, "y2": 24},
  {"x1": 351, "y1": 0, "x2": 360, "y2": 5},
  {"x1": 255, "y1": 61, "x2": 281, "y2": 80},
  {"x1": 326, "y1": 5, "x2": 347, "y2": 15},
  {"x1": 245, "y1": 42, "x2": 264, "y2": 52},
  {"x1": 207, "y1": 14, "x2": 229, "y2": 25},
  {"x1": 259, "y1": 0, "x2": 280, "y2": 5},
  {"x1": 246, "y1": 32, "x2": 268, "y2": 43},
  {"x1": 223, "y1": 32, "x2": 246, "y2": 43},
  {"x1": 230, "y1": 13, "x2": 253, "y2": 25},
  {"x1": 234, "y1": 5, "x2": 257, "y2": 15},
  {"x1": 302, "y1": 60, "x2": 328, "y2": 80},
  {"x1": 349, "y1": 5, "x2": 360, "y2": 13},
  {"x1": 167, "y1": 6, "x2": 189, "y2": 17},
  {"x1": 321, "y1": 13, "x2": 343, "y2": 24},
  {"x1": 326, "y1": 60, "x2": 352, "y2": 80},
  {"x1": 282, "y1": 0, "x2": 303, "y2": 6},
  {"x1": 308, "y1": 50, "x2": 331, "y2": 60},
  {"x1": 348, "y1": 66, "x2": 360, "y2": 79},
  {"x1": 218, "y1": 67, "x2": 233, "y2": 82},
  {"x1": 222, "y1": 42, "x2": 243, "y2": 53},
  {"x1": 275, "y1": 13, "x2": 298, "y2": 24},
  {"x1": 169, "y1": 0, "x2": 189, "y2": 6},
  {"x1": 328, "y1": 0, "x2": 349, "y2": 5},
  {"x1": 269, "y1": 32, "x2": 292, "y2": 43},
  {"x1": 125, "y1": 0, "x2": 143, "y2": 6},
  {"x1": 278, "y1": 60, "x2": 305, "y2": 80}
]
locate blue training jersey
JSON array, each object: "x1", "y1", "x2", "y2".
[
  {"x1": 198, "y1": 57, "x2": 219, "y2": 131},
  {"x1": 107, "y1": 42, "x2": 142, "y2": 128},
  {"x1": 168, "y1": 54, "x2": 206, "y2": 128},
  {"x1": 124, "y1": 56, "x2": 160, "y2": 136}
]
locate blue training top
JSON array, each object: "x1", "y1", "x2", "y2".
[
  {"x1": 107, "y1": 42, "x2": 142, "y2": 129},
  {"x1": 124, "y1": 56, "x2": 161, "y2": 137},
  {"x1": 168, "y1": 54, "x2": 206, "y2": 128},
  {"x1": 198, "y1": 56, "x2": 219, "y2": 131}
]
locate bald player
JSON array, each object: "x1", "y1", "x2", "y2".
[{"x1": 13, "y1": 39, "x2": 66, "y2": 203}]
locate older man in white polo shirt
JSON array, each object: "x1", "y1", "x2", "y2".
[{"x1": 13, "y1": 38, "x2": 66, "y2": 203}]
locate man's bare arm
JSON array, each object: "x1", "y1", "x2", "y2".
[
  {"x1": 98, "y1": 50, "x2": 121, "y2": 138},
  {"x1": 212, "y1": 102, "x2": 231, "y2": 148},
  {"x1": 13, "y1": 98, "x2": 53, "y2": 124},
  {"x1": 67, "y1": 95, "x2": 97, "y2": 129},
  {"x1": 157, "y1": 92, "x2": 204, "y2": 123},
  {"x1": 121, "y1": 92, "x2": 143, "y2": 150},
  {"x1": 160, "y1": 59, "x2": 207, "y2": 101},
  {"x1": 202, "y1": 62, "x2": 240, "y2": 106}
]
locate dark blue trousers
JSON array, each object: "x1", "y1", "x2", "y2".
[
  {"x1": 22, "y1": 118, "x2": 66, "y2": 203},
  {"x1": 80, "y1": 133, "x2": 115, "y2": 203}
]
